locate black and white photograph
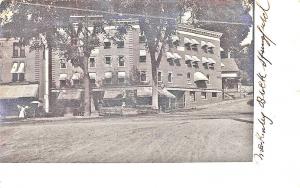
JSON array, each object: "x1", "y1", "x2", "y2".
[{"x1": 0, "y1": 0, "x2": 254, "y2": 163}]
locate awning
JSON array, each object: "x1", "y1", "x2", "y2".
[
  {"x1": 0, "y1": 84, "x2": 39, "y2": 99},
  {"x1": 140, "y1": 49, "x2": 147, "y2": 56},
  {"x1": 159, "y1": 88, "x2": 176, "y2": 99},
  {"x1": 208, "y1": 58, "x2": 216, "y2": 64},
  {"x1": 207, "y1": 42, "x2": 216, "y2": 48},
  {"x1": 202, "y1": 57, "x2": 210, "y2": 63},
  {"x1": 221, "y1": 63, "x2": 225, "y2": 67},
  {"x1": 103, "y1": 38, "x2": 110, "y2": 43},
  {"x1": 104, "y1": 72, "x2": 112, "y2": 78},
  {"x1": 201, "y1": 41, "x2": 208, "y2": 47},
  {"x1": 17, "y1": 62, "x2": 25, "y2": 73},
  {"x1": 72, "y1": 73, "x2": 81, "y2": 80},
  {"x1": 191, "y1": 39, "x2": 200, "y2": 45},
  {"x1": 221, "y1": 73, "x2": 239, "y2": 78},
  {"x1": 166, "y1": 52, "x2": 175, "y2": 59},
  {"x1": 194, "y1": 72, "x2": 208, "y2": 82},
  {"x1": 184, "y1": 37, "x2": 192, "y2": 44},
  {"x1": 173, "y1": 53, "x2": 182, "y2": 59},
  {"x1": 185, "y1": 55, "x2": 193, "y2": 61},
  {"x1": 136, "y1": 87, "x2": 176, "y2": 99},
  {"x1": 10, "y1": 62, "x2": 19, "y2": 73},
  {"x1": 192, "y1": 56, "x2": 201, "y2": 62},
  {"x1": 103, "y1": 90, "x2": 123, "y2": 99},
  {"x1": 118, "y1": 71, "x2": 126, "y2": 78},
  {"x1": 171, "y1": 35, "x2": 179, "y2": 42},
  {"x1": 89, "y1": 72, "x2": 96, "y2": 80},
  {"x1": 57, "y1": 90, "x2": 82, "y2": 100},
  {"x1": 220, "y1": 47, "x2": 224, "y2": 52},
  {"x1": 59, "y1": 74, "x2": 68, "y2": 80}
]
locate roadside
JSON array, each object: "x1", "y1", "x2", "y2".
[{"x1": 0, "y1": 97, "x2": 253, "y2": 126}]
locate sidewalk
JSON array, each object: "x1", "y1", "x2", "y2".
[{"x1": 0, "y1": 97, "x2": 253, "y2": 125}]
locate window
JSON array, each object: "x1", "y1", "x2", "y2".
[
  {"x1": 13, "y1": 42, "x2": 25, "y2": 57},
  {"x1": 187, "y1": 72, "x2": 191, "y2": 81},
  {"x1": 212, "y1": 92, "x2": 217, "y2": 98},
  {"x1": 118, "y1": 71, "x2": 126, "y2": 84},
  {"x1": 140, "y1": 55, "x2": 146, "y2": 63},
  {"x1": 117, "y1": 40, "x2": 124, "y2": 48},
  {"x1": 104, "y1": 72, "x2": 112, "y2": 84},
  {"x1": 201, "y1": 92, "x2": 207, "y2": 99},
  {"x1": 60, "y1": 59, "x2": 67, "y2": 69},
  {"x1": 168, "y1": 72, "x2": 172, "y2": 83},
  {"x1": 139, "y1": 35, "x2": 146, "y2": 43},
  {"x1": 60, "y1": 80, "x2": 67, "y2": 88},
  {"x1": 118, "y1": 56, "x2": 125, "y2": 67},
  {"x1": 89, "y1": 57, "x2": 95, "y2": 68},
  {"x1": 192, "y1": 45, "x2": 198, "y2": 51},
  {"x1": 11, "y1": 62, "x2": 25, "y2": 82},
  {"x1": 90, "y1": 78, "x2": 96, "y2": 84},
  {"x1": 73, "y1": 79, "x2": 80, "y2": 86},
  {"x1": 104, "y1": 41, "x2": 111, "y2": 49},
  {"x1": 158, "y1": 71, "x2": 162, "y2": 82},
  {"x1": 140, "y1": 71, "x2": 147, "y2": 82},
  {"x1": 185, "y1": 43, "x2": 191, "y2": 51},
  {"x1": 190, "y1": 91, "x2": 196, "y2": 102},
  {"x1": 105, "y1": 56, "x2": 112, "y2": 66}
]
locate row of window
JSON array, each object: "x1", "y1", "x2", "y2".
[
  {"x1": 189, "y1": 91, "x2": 217, "y2": 102},
  {"x1": 103, "y1": 40, "x2": 125, "y2": 49},
  {"x1": 60, "y1": 56, "x2": 126, "y2": 69}
]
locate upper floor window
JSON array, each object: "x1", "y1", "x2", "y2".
[
  {"x1": 140, "y1": 50, "x2": 147, "y2": 63},
  {"x1": 60, "y1": 59, "x2": 67, "y2": 69},
  {"x1": 11, "y1": 62, "x2": 25, "y2": 82},
  {"x1": 201, "y1": 92, "x2": 207, "y2": 99},
  {"x1": 190, "y1": 91, "x2": 196, "y2": 102},
  {"x1": 104, "y1": 39, "x2": 111, "y2": 49},
  {"x1": 187, "y1": 72, "x2": 191, "y2": 81},
  {"x1": 118, "y1": 71, "x2": 126, "y2": 84},
  {"x1": 168, "y1": 72, "x2": 172, "y2": 83},
  {"x1": 118, "y1": 56, "x2": 125, "y2": 67},
  {"x1": 157, "y1": 71, "x2": 162, "y2": 82},
  {"x1": 104, "y1": 72, "x2": 112, "y2": 84},
  {"x1": 13, "y1": 42, "x2": 25, "y2": 58},
  {"x1": 105, "y1": 56, "x2": 112, "y2": 66},
  {"x1": 89, "y1": 57, "x2": 96, "y2": 68},
  {"x1": 140, "y1": 71, "x2": 147, "y2": 82},
  {"x1": 117, "y1": 40, "x2": 125, "y2": 48},
  {"x1": 212, "y1": 92, "x2": 217, "y2": 98}
]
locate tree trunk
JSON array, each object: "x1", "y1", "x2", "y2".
[
  {"x1": 150, "y1": 52, "x2": 159, "y2": 110},
  {"x1": 83, "y1": 56, "x2": 91, "y2": 116}
]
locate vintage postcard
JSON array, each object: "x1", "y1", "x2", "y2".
[{"x1": 1, "y1": 0, "x2": 300, "y2": 187}]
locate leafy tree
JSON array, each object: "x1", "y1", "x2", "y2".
[
  {"x1": 111, "y1": 0, "x2": 179, "y2": 110},
  {"x1": 0, "y1": 0, "x2": 127, "y2": 116}
]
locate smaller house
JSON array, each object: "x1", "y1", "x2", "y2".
[{"x1": 221, "y1": 58, "x2": 241, "y2": 98}]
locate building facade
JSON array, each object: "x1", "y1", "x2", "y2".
[
  {"x1": 50, "y1": 23, "x2": 224, "y2": 114},
  {"x1": 0, "y1": 38, "x2": 45, "y2": 116}
]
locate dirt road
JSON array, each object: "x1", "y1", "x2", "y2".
[{"x1": 0, "y1": 99, "x2": 253, "y2": 162}]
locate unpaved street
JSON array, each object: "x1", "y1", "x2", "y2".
[{"x1": 0, "y1": 99, "x2": 253, "y2": 162}]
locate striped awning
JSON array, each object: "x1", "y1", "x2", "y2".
[
  {"x1": 166, "y1": 52, "x2": 175, "y2": 59},
  {"x1": 201, "y1": 41, "x2": 208, "y2": 47},
  {"x1": 202, "y1": 57, "x2": 210, "y2": 63},
  {"x1": 118, "y1": 71, "x2": 126, "y2": 78},
  {"x1": 10, "y1": 62, "x2": 19, "y2": 73},
  {"x1": 184, "y1": 37, "x2": 192, "y2": 44},
  {"x1": 104, "y1": 72, "x2": 112, "y2": 79},
  {"x1": 140, "y1": 49, "x2": 147, "y2": 56},
  {"x1": 57, "y1": 90, "x2": 82, "y2": 100},
  {"x1": 191, "y1": 39, "x2": 200, "y2": 45},
  {"x1": 89, "y1": 72, "x2": 96, "y2": 80},
  {"x1": 104, "y1": 90, "x2": 123, "y2": 99},
  {"x1": 208, "y1": 58, "x2": 216, "y2": 64},
  {"x1": 194, "y1": 72, "x2": 208, "y2": 82},
  {"x1": 0, "y1": 84, "x2": 39, "y2": 99},
  {"x1": 72, "y1": 73, "x2": 81, "y2": 80},
  {"x1": 59, "y1": 74, "x2": 68, "y2": 80},
  {"x1": 173, "y1": 53, "x2": 182, "y2": 59},
  {"x1": 192, "y1": 56, "x2": 201, "y2": 62},
  {"x1": 185, "y1": 55, "x2": 193, "y2": 61},
  {"x1": 207, "y1": 42, "x2": 216, "y2": 48},
  {"x1": 17, "y1": 62, "x2": 25, "y2": 73},
  {"x1": 136, "y1": 87, "x2": 176, "y2": 99}
]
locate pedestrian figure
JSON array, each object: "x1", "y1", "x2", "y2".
[{"x1": 17, "y1": 105, "x2": 29, "y2": 119}]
